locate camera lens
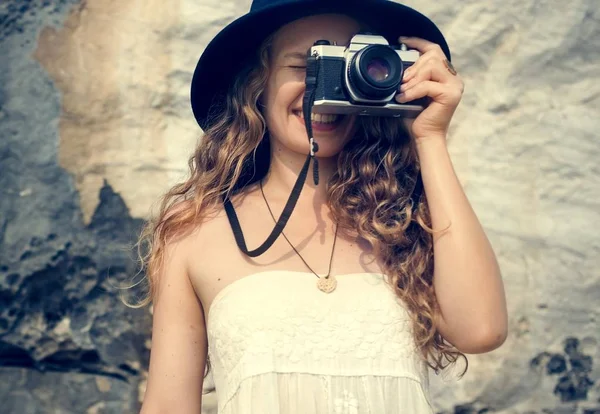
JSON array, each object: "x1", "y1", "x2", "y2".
[
  {"x1": 366, "y1": 58, "x2": 391, "y2": 82},
  {"x1": 348, "y1": 45, "x2": 403, "y2": 100}
]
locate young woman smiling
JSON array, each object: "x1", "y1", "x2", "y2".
[{"x1": 138, "y1": 1, "x2": 508, "y2": 413}]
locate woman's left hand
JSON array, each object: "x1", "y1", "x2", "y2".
[{"x1": 395, "y1": 36, "x2": 464, "y2": 143}]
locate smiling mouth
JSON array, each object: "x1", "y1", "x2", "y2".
[{"x1": 293, "y1": 110, "x2": 342, "y2": 125}]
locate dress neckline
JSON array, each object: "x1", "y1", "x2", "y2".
[{"x1": 206, "y1": 270, "x2": 385, "y2": 327}]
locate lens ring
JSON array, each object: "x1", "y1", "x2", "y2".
[{"x1": 349, "y1": 45, "x2": 403, "y2": 100}]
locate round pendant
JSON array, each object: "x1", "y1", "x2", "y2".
[{"x1": 317, "y1": 275, "x2": 337, "y2": 293}]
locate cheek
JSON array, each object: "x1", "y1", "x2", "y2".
[
  {"x1": 280, "y1": 83, "x2": 304, "y2": 108},
  {"x1": 264, "y1": 77, "x2": 305, "y2": 125}
]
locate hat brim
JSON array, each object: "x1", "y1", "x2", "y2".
[{"x1": 191, "y1": 0, "x2": 450, "y2": 130}]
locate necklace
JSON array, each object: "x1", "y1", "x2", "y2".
[{"x1": 259, "y1": 180, "x2": 338, "y2": 293}]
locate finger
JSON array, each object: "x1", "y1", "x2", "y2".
[
  {"x1": 403, "y1": 51, "x2": 449, "y2": 81},
  {"x1": 401, "y1": 60, "x2": 461, "y2": 91},
  {"x1": 395, "y1": 81, "x2": 462, "y2": 104},
  {"x1": 398, "y1": 36, "x2": 446, "y2": 56}
]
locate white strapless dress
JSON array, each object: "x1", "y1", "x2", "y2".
[{"x1": 206, "y1": 271, "x2": 434, "y2": 413}]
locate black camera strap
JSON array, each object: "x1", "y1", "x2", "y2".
[
  {"x1": 223, "y1": 52, "x2": 320, "y2": 257},
  {"x1": 304, "y1": 51, "x2": 321, "y2": 186}
]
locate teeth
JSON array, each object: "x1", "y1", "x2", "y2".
[
  {"x1": 295, "y1": 111, "x2": 339, "y2": 124},
  {"x1": 312, "y1": 113, "x2": 339, "y2": 123}
]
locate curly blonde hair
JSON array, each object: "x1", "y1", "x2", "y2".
[{"x1": 133, "y1": 35, "x2": 467, "y2": 383}]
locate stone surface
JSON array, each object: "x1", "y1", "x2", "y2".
[
  {"x1": 0, "y1": 367, "x2": 140, "y2": 414},
  {"x1": 0, "y1": 176, "x2": 151, "y2": 412},
  {"x1": 1, "y1": 0, "x2": 599, "y2": 413}
]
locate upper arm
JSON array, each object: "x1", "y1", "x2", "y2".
[{"x1": 140, "y1": 238, "x2": 208, "y2": 414}]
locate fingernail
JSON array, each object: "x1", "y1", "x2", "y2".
[{"x1": 395, "y1": 93, "x2": 405, "y2": 103}]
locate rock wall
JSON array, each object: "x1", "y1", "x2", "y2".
[{"x1": 1, "y1": 0, "x2": 598, "y2": 413}]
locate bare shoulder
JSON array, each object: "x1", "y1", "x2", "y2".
[
  {"x1": 184, "y1": 187, "x2": 273, "y2": 305},
  {"x1": 184, "y1": 186, "x2": 265, "y2": 258},
  {"x1": 140, "y1": 187, "x2": 272, "y2": 412}
]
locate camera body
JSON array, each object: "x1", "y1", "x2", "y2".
[{"x1": 309, "y1": 33, "x2": 425, "y2": 117}]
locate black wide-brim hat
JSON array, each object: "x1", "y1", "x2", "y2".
[{"x1": 191, "y1": 0, "x2": 451, "y2": 130}]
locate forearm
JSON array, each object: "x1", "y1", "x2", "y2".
[{"x1": 416, "y1": 136, "x2": 508, "y2": 353}]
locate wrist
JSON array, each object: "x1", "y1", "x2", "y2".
[{"x1": 415, "y1": 135, "x2": 448, "y2": 149}]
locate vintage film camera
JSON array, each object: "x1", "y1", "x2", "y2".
[{"x1": 309, "y1": 33, "x2": 425, "y2": 117}]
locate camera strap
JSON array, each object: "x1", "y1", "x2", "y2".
[{"x1": 223, "y1": 52, "x2": 320, "y2": 257}]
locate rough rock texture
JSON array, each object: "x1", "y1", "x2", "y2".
[
  {"x1": 0, "y1": 176, "x2": 152, "y2": 412},
  {"x1": 1, "y1": 0, "x2": 599, "y2": 413}
]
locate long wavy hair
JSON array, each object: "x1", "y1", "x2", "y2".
[{"x1": 133, "y1": 34, "x2": 467, "y2": 384}]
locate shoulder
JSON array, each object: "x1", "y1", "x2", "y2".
[
  {"x1": 172, "y1": 184, "x2": 265, "y2": 271},
  {"x1": 187, "y1": 184, "x2": 264, "y2": 240},
  {"x1": 161, "y1": 188, "x2": 259, "y2": 252}
]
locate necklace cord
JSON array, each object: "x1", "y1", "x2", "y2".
[{"x1": 260, "y1": 180, "x2": 338, "y2": 279}]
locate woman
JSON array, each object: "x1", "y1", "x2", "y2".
[{"x1": 138, "y1": 0, "x2": 508, "y2": 413}]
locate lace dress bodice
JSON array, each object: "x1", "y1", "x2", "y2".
[{"x1": 206, "y1": 271, "x2": 433, "y2": 413}]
